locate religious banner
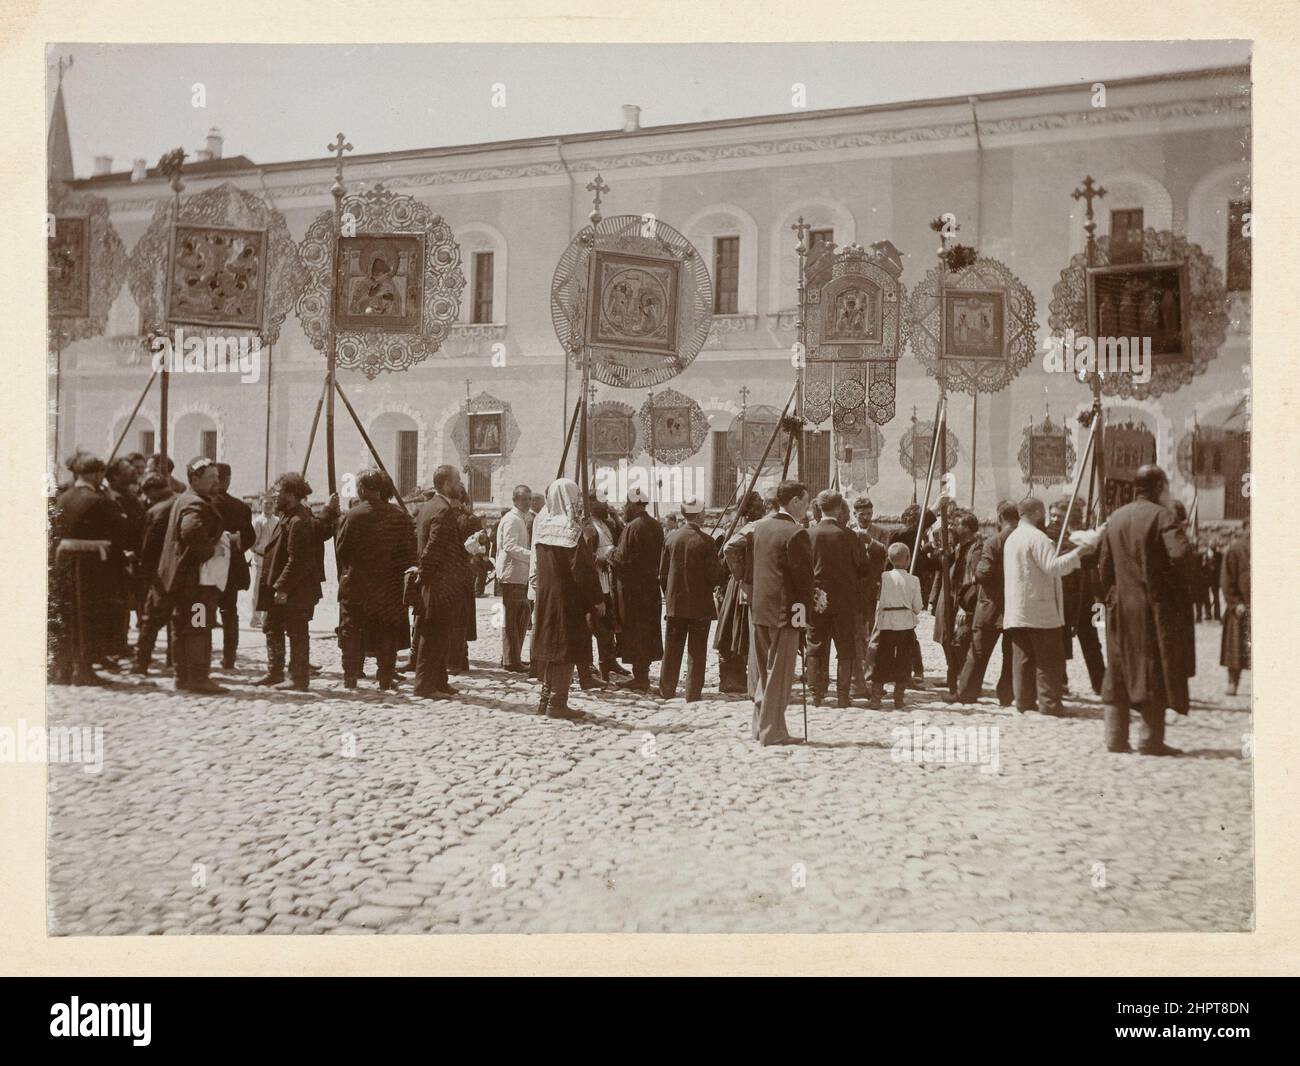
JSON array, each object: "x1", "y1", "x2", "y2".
[
  {"x1": 129, "y1": 181, "x2": 305, "y2": 348},
  {"x1": 1017, "y1": 414, "x2": 1077, "y2": 487},
  {"x1": 907, "y1": 255, "x2": 1039, "y2": 395},
  {"x1": 47, "y1": 184, "x2": 128, "y2": 343},
  {"x1": 834, "y1": 418, "x2": 884, "y2": 493},
  {"x1": 551, "y1": 213, "x2": 712, "y2": 389},
  {"x1": 1176, "y1": 424, "x2": 1249, "y2": 490},
  {"x1": 451, "y1": 391, "x2": 520, "y2": 474},
  {"x1": 638, "y1": 388, "x2": 709, "y2": 465},
  {"x1": 726, "y1": 404, "x2": 791, "y2": 473},
  {"x1": 1048, "y1": 229, "x2": 1227, "y2": 400},
  {"x1": 899, "y1": 419, "x2": 959, "y2": 479},
  {"x1": 801, "y1": 241, "x2": 908, "y2": 426},
  {"x1": 590, "y1": 400, "x2": 639, "y2": 463},
  {"x1": 1102, "y1": 420, "x2": 1157, "y2": 510},
  {"x1": 296, "y1": 183, "x2": 464, "y2": 378}
]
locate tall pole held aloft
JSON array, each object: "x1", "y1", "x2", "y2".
[
  {"x1": 160, "y1": 167, "x2": 186, "y2": 474},
  {"x1": 911, "y1": 393, "x2": 946, "y2": 575},
  {"x1": 325, "y1": 132, "x2": 352, "y2": 498},
  {"x1": 721, "y1": 379, "x2": 800, "y2": 547},
  {"x1": 1072, "y1": 175, "x2": 1107, "y2": 525},
  {"x1": 646, "y1": 389, "x2": 658, "y2": 518},
  {"x1": 263, "y1": 343, "x2": 274, "y2": 490},
  {"x1": 790, "y1": 216, "x2": 811, "y2": 482}
]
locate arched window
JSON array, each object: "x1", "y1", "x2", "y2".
[
  {"x1": 369, "y1": 410, "x2": 422, "y2": 497},
  {"x1": 682, "y1": 204, "x2": 759, "y2": 318}
]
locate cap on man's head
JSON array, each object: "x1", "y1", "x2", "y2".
[
  {"x1": 680, "y1": 495, "x2": 704, "y2": 517},
  {"x1": 626, "y1": 486, "x2": 651, "y2": 504}
]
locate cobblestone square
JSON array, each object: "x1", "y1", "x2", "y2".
[{"x1": 45, "y1": 596, "x2": 1253, "y2": 934}]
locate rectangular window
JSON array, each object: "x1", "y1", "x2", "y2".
[
  {"x1": 397, "y1": 430, "x2": 419, "y2": 497},
  {"x1": 799, "y1": 429, "x2": 830, "y2": 498},
  {"x1": 140, "y1": 430, "x2": 155, "y2": 457},
  {"x1": 472, "y1": 252, "x2": 494, "y2": 324},
  {"x1": 468, "y1": 464, "x2": 491, "y2": 504},
  {"x1": 713, "y1": 236, "x2": 740, "y2": 315},
  {"x1": 1110, "y1": 208, "x2": 1144, "y2": 263},
  {"x1": 201, "y1": 430, "x2": 217, "y2": 462},
  {"x1": 710, "y1": 430, "x2": 737, "y2": 508},
  {"x1": 1227, "y1": 199, "x2": 1251, "y2": 292}
]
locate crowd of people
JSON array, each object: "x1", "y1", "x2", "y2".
[{"x1": 48, "y1": 448, "x2": 1250, "y2": 755}]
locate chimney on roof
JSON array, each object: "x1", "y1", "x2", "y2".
[
  {"x1": 130, "y1": 158, "x2": 147, "y2": 183},
  {"x1": 621, "y1": 104, "x2": 641, "y2": 133},
  {"x1": 92, "y1": 155, "x2": 113, "y2": 176},
  {"x1": 206, "y1": 127, "x2": 223, "y2": 159}
]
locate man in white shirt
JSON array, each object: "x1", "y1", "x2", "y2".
[
  {"x1": 1002, "y1": 496, "x2": 1095, "y2": 715},
  {"x1": 496, "y1": 483, "x2": 533, "y2": 672}
]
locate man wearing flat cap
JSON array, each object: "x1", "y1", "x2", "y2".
[
  {"x1": 610, "y1": 485, "x2": 664, "y2": 692},
  {"x1": 658, "y1": 495, "x2": 727, "y2": 701}
]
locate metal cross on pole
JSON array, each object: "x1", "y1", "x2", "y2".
[
  {"x1": 1072, "y1": 175, "x2": 1108, "y2": 525},
  {"x1": 585, "y1": 174, "x2": 609, "y2": 224},
  {"x1": 324, "y1": 131, "x2": 353, "y2": 498}
]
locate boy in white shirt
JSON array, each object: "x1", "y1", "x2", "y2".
[{"x1": 871, "y1": 542, "x2": 925, "y2": 709}]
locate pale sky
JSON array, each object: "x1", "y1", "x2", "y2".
[{"x1": 48, "y1": 41, "x2": 1250, "y2": 179}]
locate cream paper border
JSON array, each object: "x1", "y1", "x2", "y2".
[{"x1": 1, "y1": 1, "x2": 1295, "y2": 976}]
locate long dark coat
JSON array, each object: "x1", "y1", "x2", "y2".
[
  {"x1": 157, "y1": 489, "x2": 222, "y2": 601},
  {"x1": 531, "y1": 538, "x2": 602, "y2": 665},
  {"x1": 211, "y1": 492, "x2": 256, "y2": 592},
  {"x1": 1219, "y1": 535, "x2": 1250, "y2": 671},
  {"x1": 611, "y1": 510, "x2": 664, "y2": 662},
  {"x1": 336, "y1": 498, "x2": 417, "y2": 626},
  {"x1": 1098, "y1": 497, "x2": 1194, "y2": 713},
  {"x1": 49, "y1": 484, "x2": 119, "y2": 671},
  {"x1": 659, "y1": 522, "x2": 727, "y2": 620},
  {"x1": 933, "y1": 536, "x2": 981, "y2": 645},
  {"x1": 415, "y1": 494, "x2": 474, "y2": 623},
  {"x1": 256, "y1": 504, "x2": 325, "y2": 614}
]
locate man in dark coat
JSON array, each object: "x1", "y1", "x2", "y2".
[
  {"x1": 747, "y1": 480, "x2": 816, "y2": 745},
  {"x1": 156, "y1": 456, "x2": 227, "y2": 693},
  {"x1": 955, "y1": 499, "x2": 1018, "y2": 705},
  {"x1": 49, "y1": 452, "x2": 119, "y2": 686},
  {"x1": 210, "y1": 463, "x2": 256, "y2": 670},
  {"x1": 932, "y1": 507, "x2": 982, "y2": 696},
  {"x1": 1204, "y1": 543, "x2": 1223, "y2": 620},
  {"x1": 715, "y1": 490, "x2": 771, "y2": 695},
  {"x1": 103, "y1": 458, "x2": 145, "y2": 660},
  {"x1": 413, "y1": 464, "x2": 473, "y2": 699},
  {"x1": 657, "y1": 495, "x2": 727, "y2": 701},
  {"x1": 610, "y1": 486, "x2": 664, "y2": 692},
  {"x1": 848, "y1": 494, "x2": 889, "y2": 698},
  {"x1": 1047, "y1": 497, "x2": 1107, "y2": 696},
  {"x1": 806, "y1": 490, "x2": 866, "y2": 707},
  {"x1": 1098, "y1": 464, "x2": 1194, "y2": 756},
  {"x1": 336, "y1": 470, "x2": 417, "y2": 690},
  {"x1": 1220, "y1": 522, "x2": 1250, "y2": 695},
  {"x1": 253, "y1": 472, "x2": 326, "y2": 691},
  {"x1": 130, "y1": 474, "x2": 178, "y2": 675}
]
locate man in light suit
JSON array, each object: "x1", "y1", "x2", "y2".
[{"x1": 1001, "y1": 496, "x2": 1095, "y2": 715}]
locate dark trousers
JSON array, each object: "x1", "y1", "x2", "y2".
[
  {"x1": 807, "y1": 611, "x2": 856, "y2": 705},
  {"x1": 500, "y1": 583, "x2": 529, "y2": 669},
  {"x1": 872, "y1": 629, "x2": 914, "y2": 690},
  {"x1": 1007, "y1": 626, "x2": 1066, "y2": 715},
  {"x1": 218, "y1": 585, "x2": 240, "y2": 666},
  {"x1": 659, "y1": 616, "x2": 711, "y2": 700},
  {"x1": 1208, "y1": 585, "x2": 1221, "y2": 620},
  {"x1": 956, "y1": 626, "x2": 1014, "y2": 704},
  {"x1": 264, "y1": 603, "x2": 311, "y2": 684},
  {"x1": 1104, "y1": 699, "x2": 1165, "y2": 753},
  {"x1": 590, "y1": 597, "x2": 618, "y2": 669},
  {"x1": 941, "y1": 629, "x2": 972, "y2": 694},
  {"x1": 172, "y1": 587, "x2": 218, "y2": 687},
  {"x1": 414, "y1": 614, "x2": 451, "y2": 695},
  {"x1": 1072, "y1": 618, "x2": 1106, "y2": 694},
  {"x1": 134, "y1": 589, "x2": 174, "y2": 671},
  {"x1": 339, "y1": 605, "x2": 398, "y2": 685}
]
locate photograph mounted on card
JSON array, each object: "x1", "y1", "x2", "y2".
[
  {"x1": 1086, "y1": 261, "x2": 1189, "y2": 366},
  {"x1": 943, "y1": 289, "x2": 1005, "y2": 361},
  {"x1": 821, "y1": 275, "x2": 884, "y2": 347},
  {"x1": 468, "y1": 412, "x2": 504, "y2": 457},
  {"x1": 334, "y1": 233, "x2": 425, "y2": 333},
  {"x1": 48, "y1": 216, "x2": 90, "y2": 319},
  {"x1": 165, "y1": 222, "x2": 268, "y2": 330},
  {"x1": 586, "y1": 248, "x2": 681, "y2": 358}
]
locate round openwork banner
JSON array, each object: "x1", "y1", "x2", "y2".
[
  {"x1": 551, "y1": 214, "x2": 713, "y2": 389},
  {"x1": 296, "y1": 184, "x2": 465, "y2": 379},
  {"x1": 590, "y1": 400, "x2": 639, "y2": 462},
  {"x1": 129, "y1": 181, "x2": 306, "y2": 347},
  {"x1": 450, "y1": 391, "x2": 521, "y2": 476},
  {"x1": 638, "y1": 388, "x2": 709, "y2": 465},
  {"x1": 1017, "y1": 415, "x2": 1078, "y2": 488},
  {"x1": 1048, "y1": 229, "x2": 1228, "y2": 401},
  {"x1": 48, "y1": 183, "x2": 128, "y2": 346},
  {"x1": 899, "y1": 419, "x2": 959, "y2": 479},
  {"x1": 726, "y1": 404, "x2": 791, "y2": 472},
  {"x1": 907, "y1": 256, "x2": 1039, "y2": 396}
]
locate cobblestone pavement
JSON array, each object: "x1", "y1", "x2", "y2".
[{"x1": 45, "y1": 598, "x2": 1253, "y2": 934}]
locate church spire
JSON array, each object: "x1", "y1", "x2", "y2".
[{"x1": 48, "y1": 57, "x2": 74, "y2": 184}]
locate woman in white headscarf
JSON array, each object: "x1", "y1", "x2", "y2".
[{"x1": 528, "y1": 478, "x2": 603, "y2": 718}]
